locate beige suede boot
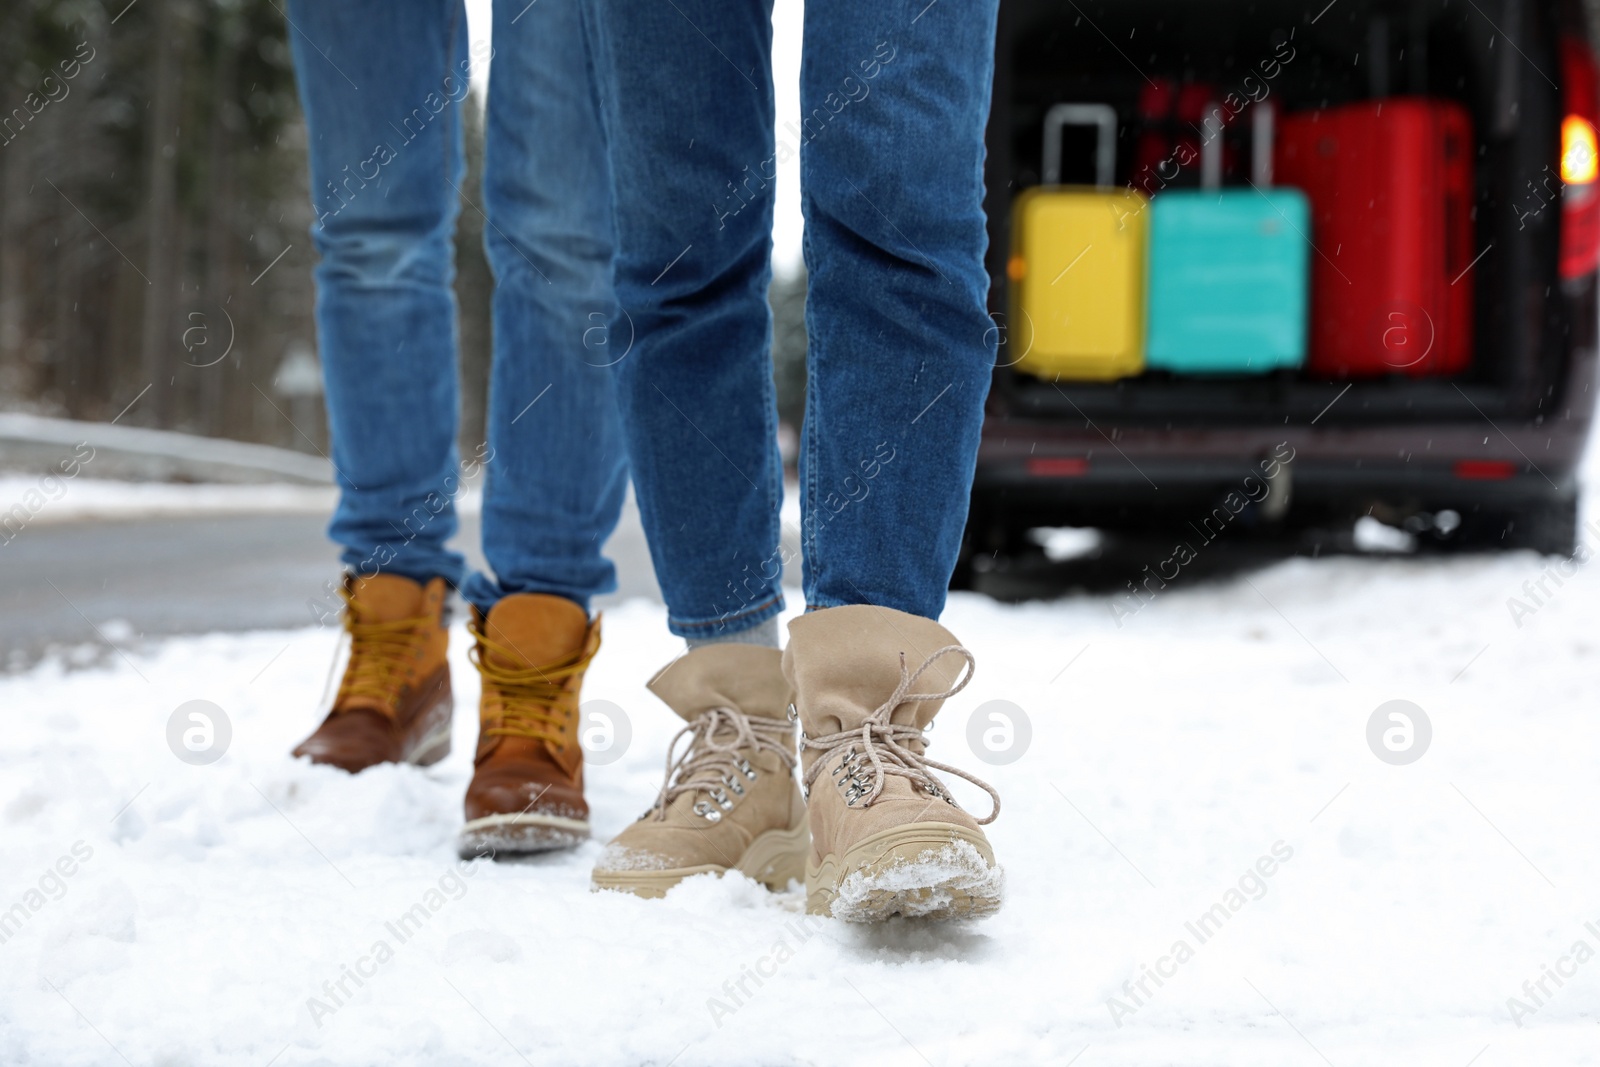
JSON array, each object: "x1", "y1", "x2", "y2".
[
  {"x1": 591, "y1": 645, "x2": 808, "y2": 898},
  {"x1": 784, "y1": 605, "x2": 1003, "y2": 921}
]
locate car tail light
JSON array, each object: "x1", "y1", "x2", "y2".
[
  {"x1": 1560, "y1": 39, "x2": 1600, "y2": 279},
  {"x1": 1562, "y1": 115, "x2": 1598, "y2": 183},
  {"x1": 1453, "y1": 459, "x2": 1518, "y2": 480},
  {"x1": 1028, "y1": 456, "x2": 1089, "y2": 477}
]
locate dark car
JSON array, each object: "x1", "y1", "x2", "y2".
[{"x1": 963, "y1": 0, "x2": 1600, "y2": 579}]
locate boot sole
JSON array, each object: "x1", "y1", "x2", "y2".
[
  {"x1": 590, "y1": 820, "x2": 809, "y2": 899},
  {"x1": 807, "y1": 822, "x2": 1004, "y2": 922},
  {"x1": 457, "y1": 812, "x2": 590, "y2": 859}
]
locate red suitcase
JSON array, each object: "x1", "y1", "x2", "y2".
[{"x1": 1276, "y1": 98, "x2": 1475, "y2": 377}]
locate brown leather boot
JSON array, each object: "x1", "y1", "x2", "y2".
[
  {"x1": 458, "y1": 593, "x2": 600, "y2": 858},
  {"x1": 292, "y1": 574, "x2": 453, "y2": 773}
]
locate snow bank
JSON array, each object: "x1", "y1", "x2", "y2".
[
  {"x1": 4, "y1": 550, "x2": 1600, "y2": 1063},
  {"x1": 0, "y1": 413, "x2": 332, "y2": 485},
  {"x1": 0, "y1": 478, "x2": 487, "y2": 524}
]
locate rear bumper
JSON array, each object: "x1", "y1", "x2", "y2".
[{"x1": 973, "y1": 416, "x2": 1587, "y2": 527}]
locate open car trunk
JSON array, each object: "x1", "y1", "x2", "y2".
[{"x1": 969, "y1": 0, "x2": 1600, "y2": 560}]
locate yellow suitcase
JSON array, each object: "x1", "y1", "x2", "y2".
[{"x1": 1009, "y1": 103, "x2": 1148, "y2": 382}]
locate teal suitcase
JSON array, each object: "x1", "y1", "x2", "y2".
[{"x1": 1146, "y1": 102, "x2": 1310, "y2": 374}]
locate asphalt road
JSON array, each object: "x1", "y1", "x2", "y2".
[
  {"x1": 2, "y1": 499, "x2": 784, "y2": 671},
  {"x1": 3, "y1": 494, "x2": 1364, "y2": 672}
]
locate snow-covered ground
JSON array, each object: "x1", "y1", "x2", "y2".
[{"x1": 6, "y1": 543, "x2": 1600, "y2": 1064}]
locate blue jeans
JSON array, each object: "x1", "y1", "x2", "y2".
[
  {"x1": 287, "y1": 0, "x2": 627, "y2": 614},
  {"x1": 588, "y1": 0, "x2": 999, "y2": 636}
]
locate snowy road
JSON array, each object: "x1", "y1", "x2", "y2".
[{"x1": 5, "y1": 477, "x2": 1600, "y2": 1064}]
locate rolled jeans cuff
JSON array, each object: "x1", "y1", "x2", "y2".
[{"x1": 666, "y1": 588, "x2": 785, "y2": 640}]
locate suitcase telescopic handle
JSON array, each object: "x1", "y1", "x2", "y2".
[
  {"x1": 1041, "y1": 102, "x2": 1117, "y2": 187},
  {"x1": 1252, "y1": 100, "x2": 1274, "y2": 187},
  {"x1": 1197, "y1": 100, "x2": 1275, "y2": 189},
  {"x1": 1200, "y1": 103, "x2": 1224, "y2": 190}
]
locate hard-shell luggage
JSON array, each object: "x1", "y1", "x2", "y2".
[
  {"x1": 1010, "y1": 102, "x2": 1148, "y2": 381},
  {"x1": 1275, "y1": 98, "x2": 1475, "y2": 377},
  {"x1": 1146, "y1": 102, "x2": 1310, "y2": 374},
  {"x1": 1131, "y1": 80, "x2": 1236, "y2": 195}
]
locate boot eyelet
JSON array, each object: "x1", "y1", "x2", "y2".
[
  {"x1": 786, "y1": 703, "x2": 798, "y2": 722},
  {"x1": 737, "y1": 758, "x2": 757, "y2": 780},
  {"x1": 721, "y1": 774, "x2": 745, "y2": 796},
  {"x1": 693, "y1": 801, "x2": 722, "y2": 822},
  {"x1": 709, "y1": 787, "x2": 733, "y2": 810}
]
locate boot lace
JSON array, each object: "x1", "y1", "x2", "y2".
[
  {"x1": 468, "y1": 619, "x2": 596, "y2": 746},
  {"x1": 652, "y1": 707, "x2": 796, "y2": 822},
  {"x1": 333, "y1": 586, "x2": 432, "y2": 716},
  {"x1": 799, "y1": 645, "x2": 1001, "y2": 825}
]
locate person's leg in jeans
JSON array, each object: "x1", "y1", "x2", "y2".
[
  {"x1": 796, "y1": 4, "x2": 997, "y2": 617},
  {"x1": 585, "y1": 0, "x2": 801, "y2": 899},
  {"x1": 286, "y1": 0, "x2": 627, "y2": 857},
  {"x1": 464, "y1": 0, "x2": 627, "y2": 616},
  {"x1": 286, "y1": 0, "x2": 472, "y2": 775},
  {"x1": 781, "y1": 0, "x2": 1004, "y2": 920},
  {"x1": 586, "y1": 0, "x2": 1005, "y2": 919},
  {"x1": 456, "y1": 0, "x2": 629, "y2": 859},
  {"x1": 586, "y1": 0, "x2": 786, "y2": 649},
  {"x1": 289, "y1": 0, "x2": 471, "y2": 591}
]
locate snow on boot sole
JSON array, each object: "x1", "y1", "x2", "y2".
[
  {"x1": 457, "y1": 811, "x2": 589, "y2": 858},
  {"x1": 591, "y1": 820, "x2": 809, "y2": 898},
  {"x1": 807, "y1": 822, "x2": 1004, "y2": 922}
]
